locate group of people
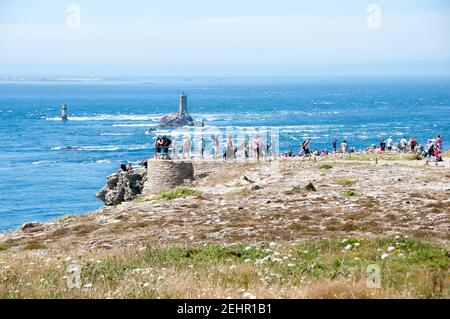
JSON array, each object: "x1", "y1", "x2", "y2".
[
  {"x1": 155, "y1": 135, "x2": 172, "y2": 160},
  {"x1": 379, "y1": 136, "x2": 419, "y2": 152},
  {"x1": 283, "y1": 138, "x2": 353, "y2": 159},
  {"x1": 153, "y1": 134, "x2": 273, "y2": 161},
  {"x1": 151, "y1": 133, "x2": 444, "y2": 162},
  {"x1": 378, "y1": 134, "x2": 443, "y2": 159}
]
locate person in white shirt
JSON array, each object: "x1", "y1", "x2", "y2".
[
  {"x1": 386, "y1": 136, "x2": 393, "y2": 151},
  {"x1": 182, "y1": 135, "x2": 191, "y2": 159}
]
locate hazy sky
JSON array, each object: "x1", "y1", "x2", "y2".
[{"x1": 0, "y1": 0, "x2": 449, "y2": 76}]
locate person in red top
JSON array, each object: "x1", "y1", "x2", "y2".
[
  {"x1": 434, "y1": 145, "x2": 440, "y2": 163},
  {"x1": 436, "y1": 134, "x2": 443, "y2": 150},
  {"x1": 409, "y1": 137, "x2": 417, "y2": 152}
]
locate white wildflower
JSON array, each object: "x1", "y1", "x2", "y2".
[
  {"x1": 387, "y1": 246, "x2": 395, "y2": 252},
  {"x1": 381, "y1": 253, "x2": 389, "y2": 260},
  {"x1": 243, "y1": 292, "x2": 256, "y2": 299},
  {"x1": 244, "y1": 259, "x2": 251, "y2": 263},
  {"x1": 344, "y1": 244, "x2": 352, "y2": 250},
  {"x1": 143, "y1": 283, "x2": 150, "y2": 288},
  {"x1": 269, "y1": 242, "x2": 276, "y2": 248}
]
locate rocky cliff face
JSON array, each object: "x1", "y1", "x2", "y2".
[
  {"x1": 96, "y1": 168, "x2": 147, "y2": 206},
  {"x1": 159, "y1": 112, "x2": 194, "y2": 127}
]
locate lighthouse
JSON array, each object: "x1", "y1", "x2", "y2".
[
  {"x1": 179, "y1": 92, "x2": 188, "y2": 114},
  {"x1": 61, "y1": 102, "x2": 68, "y2": 121}
]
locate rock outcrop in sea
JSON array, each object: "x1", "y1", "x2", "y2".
[
  {"x1": 96, "y1": 168, "x2": 147, "y2": 206},
  {"x1": 159, "y1": 92, "x2": 195, "y2": 127},
  {"x1": 159, "y1": 112, "x2": 194, "y2": 127}
]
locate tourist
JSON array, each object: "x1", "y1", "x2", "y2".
[
  {"x1": 434, "y1": 144, "x2": 441, "y2": 164},
  {"x1": 266, "y1": 139, "x2": 272, "y2": 159},
  {"x1": 225, "y1": 135, "x2": 234, "y2": 161},
  {"x1": 155, "y1": 136, "x2": 163, "y2": 159},
  {"x1": 120, "y1": 163, "x2": 127, "y2": 172},
  {"x1": 333, "y1": 138, "x2": 338, "y2": 153},
  {"x1": 399, "y1": 137, "x2": 408, "y2": 152},
  {"x1": 301, "y1": 138, "x2": 312, "y2": 160},
  {"x1": 126, "y1": 163, "x2": 133, "y2": 172},
  {"x1": 162, "y1": 135, "x2": 172, "y2": 160},
  {"x1": 213, "y1": 134, "x2": 220, "y2": 160},
  {"x1": 341, "y1": 140, "x2": 347, "y2": 154},
  {"x1": 200, "y1": 137, "x2": 206, "y2": 159},
  {"x1": 172, "y1": 140, "x2": 177, "y2": 159},
  {"x1": 386, "y1": 136, "x2": 393, "y2": 151},
  {"x1": 380, "y1": 138, "x2": 386, "y2": 152},
  {"x1": 252, "y1": 135, "x2": 261, "y2": 161},
  {"x1": 182, "y1": 135, "x2": 191, "y2": 159},
  {"x1": 409, "y1": 137, "x2": 417, "y2": 152},
  {"x1": 436, "y1": 134, "x2": 443, "y2": 151}
]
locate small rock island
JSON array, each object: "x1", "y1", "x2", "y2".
[{"x1": 159, "y1": 92, "x2": 195, "y2": 127}]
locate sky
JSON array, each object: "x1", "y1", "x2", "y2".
[{"x1": 0, "y1": 0, "x2": 449, "y2": 77}]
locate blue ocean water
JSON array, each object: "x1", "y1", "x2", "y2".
[{"x1": 0, "y1": 77, "x2": 449, "y2": 232}]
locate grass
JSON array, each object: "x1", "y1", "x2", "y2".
[
  {"x1": 336, "y1": 179, "x2": 357, "y2": 187},
  {"x1": 344, "y1": 190, "x2": 358, "y2": 197},
  {"x1": 0, "y1": 237, "x2": 448, "y2": 298},
  {"x1": 155, "y1": 188, "x2": 202, "y2": 201},
  {"x1": 319, "y1": 164, "x2": 333, "y2": 170}
]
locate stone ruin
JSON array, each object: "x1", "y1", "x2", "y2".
[
  {"x1": 96, "y1": 160, "x2": 194, "y2": 206},
  {"x1": 144, "y1": 160, "x2": 194, "y2": 194}
]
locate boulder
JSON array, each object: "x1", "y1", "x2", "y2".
[
  {"x1": 96, "y1": 168, "x2": 147, "y2": 206},
  {"x1": 21, "y1": 222, "x2": 43, "y2": 231}
]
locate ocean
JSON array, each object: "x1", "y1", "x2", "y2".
[{"x1": 0, "y1": 77, "x2": 449, "y2": 232}]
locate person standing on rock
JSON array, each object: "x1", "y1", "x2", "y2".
[
  {"x1": 213, "y1": 134, "x2": 220, "y2": 160},
  {"x1": 341, "y1": 140, "x2": 348, "y2": 154},
  {"x1": 333, "y1": 138, "x2": 338, "y2": 153},
  {"x1": 155, "y1": 136, "x2": 163, "y2": 159},
  {"x1": 183, "y1": 135, "x2": 191, "y2": 159},
  {"x1": 252, "y1": 135, "x2": 261, "y2": 161},
  {"x1": 225, "y1": 135, "x2": 234, "y2": 161},
  {"x1": 301, "y1": 138, "x2": 312, "y2": 160},
  {"x1": 436, "y1": 134, "x2": 443, "y2": 151},
  {"x1": 380, "y1": 138, "x2": 386, "y2": 152},
  {"x1": 162, "y1": 135, "x2": 172, "y2": 160},
  {"x1": 386, "y1": 136, "x2": 394, "y2": 151},
  {"x1": 200, "y1": 137, "x2": 206, "y2": 160}
]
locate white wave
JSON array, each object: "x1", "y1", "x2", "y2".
[
  {"x1": 96, "y1": 160, "x2": 112, "y2": 164},
  {"x1": 112, "y1": 123, "x2": 158, "y2": 127},
  {"x1": 32, "y1": 160, "x2": 57, "y2": 165},
  {"x1": 52, "y1": 144, "x2": 151, "y2": 152},
  {"x1": 100, "y1": 133, "x2": 135, "y2": 136},
  {"x1": 46, "y1": 114, "x2": 163, "y2": 122}
]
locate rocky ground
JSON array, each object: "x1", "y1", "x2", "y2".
[{"x1": 0, "y1": 153, "x2": 449, "y2": 298}]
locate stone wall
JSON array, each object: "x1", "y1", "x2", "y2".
[{"x1": 144, "y1": 160, "x2": 194, "y2": 194}]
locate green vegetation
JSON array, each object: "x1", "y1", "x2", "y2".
[
  {"x1": 344, "y1": 190, "x2": 358, "y2": 197},
  {"x1": 336, "y1": 179, "x2": 357, "y2": 187},
  {"x1": 319, "y1": 164, "x2": 333, "y2": 170},
  {"x1": 1, "y1": 237, "x2": 448, "y2": 298},
  {"x1": 156, "y1": 188, "x2": 202, "y2": 201}
]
